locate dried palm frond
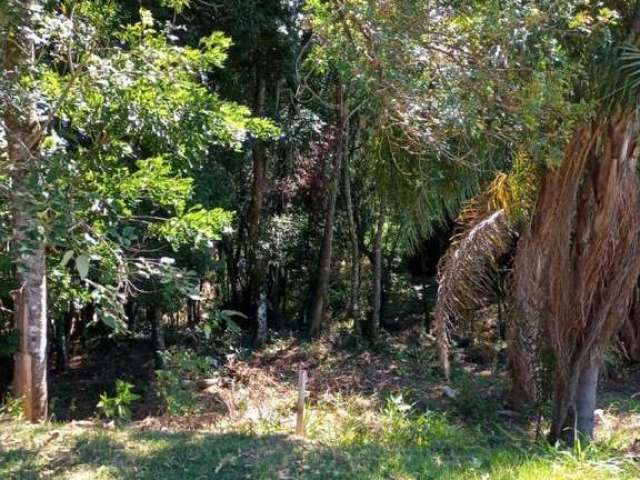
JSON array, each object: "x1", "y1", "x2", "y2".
[
  {"x1": 617, "y1": 285, "x2": 640, "y2": 362},
  {"x1": 433, "y1": 173, "x2": 516, "y2": 378},
  {"x1": 512, "y1": 107, "x2": 640, "y2": 442}
]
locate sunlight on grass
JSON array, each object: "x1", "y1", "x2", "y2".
[{"x1": 3, "y1": 389, "x2": 640, "y2": 480}]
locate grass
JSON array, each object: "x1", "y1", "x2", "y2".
[
  {"x1": 3, "y1": 395, "x2": 639, "y2": 479},
  {"x1": 2, "y1": 327, "x2": 640, "y2": 479}
]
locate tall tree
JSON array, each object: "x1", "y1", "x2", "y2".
[
  {"x1": 307, "y1": 83, "x2": 346, "y2": 337},
  {"x1": 2, "y1": 0, "x2": 48, "y2": 423},
  {"x1": 513, "y1": 109, "x2": 640, "y2": 444}
]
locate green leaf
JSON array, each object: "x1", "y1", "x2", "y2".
[
  {"x1": 60, "y1": 250, "x2": 74, "y2": 267},
  {"x1": 102, "y1": 313, "x2": 118, "y2": 330},
  {"x1": 76, "y1": 254, "x2": 91, "y2": 279},
  {"x1": 203, "y1": 323, "x2": 212, "y2": 340},
  {"x1": 225, "y1": 319, "x2": 241, "y2": 333}
]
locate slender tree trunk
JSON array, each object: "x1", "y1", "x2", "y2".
[
  {"x1": 270, "y1": 266, "x2": 286, "y2": 331},
  {"x1": 125, "y1": 301, "x2": 137, "y2": 331},
  {"x1": 148, "y1": 306, "x2": 165, "y2": 369},
  {"x1": 5, "y1": 0, "x2": 47, "y2": 423},
  {"x1": 369, "y1": 203, "x2": 384, "y2": 340},
  {"x1": 281, "y1": 268, "x2": 288, "y2": 321},
  {"x1": 308, "y1": 85, "x2": 345, "y2": 337},
  {"x1": 342, "y1": 142, "x2": 361, "y2": 335},
  {"x1": 422, "y1": 281, "x2": 433, "y2": 332},
  {"x1": 55, "y1": 305, "x2": 72, "y2": 372},
  {"x1": 245, "y1": 75, "x2": 271, "y2": 346},
  {"x1": 255, "y1": 291, "x2": 268, "y2": 346},
  {"x1": 12, "y1": 251, "x2": 47, "y2": 422},
  {"x1": 246, "y1": 75, "x2": 267, "y2": 252}
]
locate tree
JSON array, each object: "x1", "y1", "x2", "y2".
[
  {"x1": 514, "y1": 109, "x2": 640, "y2": 444},
  {"x1": 307, "y1": 83, "x2": 346, "y2": 337},
  {"x1": 1, "y1": 1, "x2": 275, "y2": 420},
  {"x1": 2, "y1": 0, "x2": 48, "y2": 423},
  {"x1": 429, "y1": 0, "x2": 640, "y2": 445}
]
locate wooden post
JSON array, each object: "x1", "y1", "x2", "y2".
[{"x1": 295, "y1": 369, "x2": 307, "y2": 436}]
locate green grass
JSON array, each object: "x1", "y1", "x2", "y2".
[
  {"x1": 3, "y1": 330, "x2": 639, "y2": 479},
  {"x1": 2, "y1": 396, "x2": 639, "y2": 480}
]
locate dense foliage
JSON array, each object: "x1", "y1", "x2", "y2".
[{"x1": 4, "y1": 0, "x2": 640, "y2": 461}]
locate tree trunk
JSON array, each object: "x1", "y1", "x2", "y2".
[
  {"x1": 255, "y1": 290, "x2": 268, "y2": 346},
  {"x1": 512, "y1": 109, "x2": 640, "y2": 444},
  {"x1": 12, "y1": 251, "x2": 47, "y2": 423},
  {"x1": 369, "y1": 203, "x2": 384, "y2": 340},
  {"x1": 5, "y1": 0, "x2": 47, "y2": 423},
  {"x1": 125, "y1": 301, "x2": 137, "y2": 331},
  {"x1": 557, "y1": 356, "x2": 600, "y2": 446},
  {"x1": 308, "y1": 85, "x2": 345, "y2": 337},
  {"x1": 148, "y1": 306, "x2": 165, "y2": 369},
  {"x1": 270, "y1": 266, "x2": 286, "y2": 331},
  {"x1": 246, "y1": 76, "x2": 267, "y2": 251},
  {"x1": 55, "y1": 305, "x2": 73, "y2": 372},
  {"x1": 342, "y1": 142, "x2": 362, "y2": 335}
]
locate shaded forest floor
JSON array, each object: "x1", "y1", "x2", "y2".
[{"x1": 3, "y1": 324, "x2": 640, "y2": 479}]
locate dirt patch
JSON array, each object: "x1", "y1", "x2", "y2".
[{"x1": 49, "y1": 337, "x2": 160, "y2": 421}]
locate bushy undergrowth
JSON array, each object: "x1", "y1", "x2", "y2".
[
  {"x1": 155, "y1": 347, "x2": 216, "y2": 416},
  {"x1": 96, "y1": 380, "x2": 140, "y2": 422}
]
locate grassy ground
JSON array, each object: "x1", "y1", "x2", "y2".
[{"x1": 2, "y1": 327, "x2": 640, "y2": 479}]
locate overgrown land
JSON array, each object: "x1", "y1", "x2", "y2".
[
  {"x1": 4, "y1": 1, "x2": 640, "y2": 479},
  {"x1": 3, "y1": 324, "x2": 640, "y2": 479}
]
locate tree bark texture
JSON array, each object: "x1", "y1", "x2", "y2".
[
  {"x1": 148, "y1": 306, "x2": 166, "y2": 369},
  {"x1": 255, "y1": 290, "x2": 268, "y2": 346}
]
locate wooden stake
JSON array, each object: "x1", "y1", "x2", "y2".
[{"x1": 296, "y1": 369, "x2": 307, "y2": 436}]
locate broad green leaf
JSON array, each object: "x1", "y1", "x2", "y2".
[
  {"x1": 61, "y1": 250, "x2": 74, "y2": 267},
  {"x1": 76, "y1": 254, "x2": 91, "y2": 279}
]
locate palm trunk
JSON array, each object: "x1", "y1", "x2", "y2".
[
  {"x1": 560, "y1": 356, "x2": 600, "y2": 445},
  {"x1": 308, "y1": 85, "x2": 345, "y2": 337}
]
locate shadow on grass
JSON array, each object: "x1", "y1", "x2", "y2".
[{"x1": 4, "y1": 421, "x2": 636, "y2": 480}]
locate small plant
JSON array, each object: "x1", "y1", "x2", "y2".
[
  {"x1": 200, "y1": 308, "x2": 245, "y2": 340},
  {"x1": 96, "y1": 380, "x2": 140, "y2": 422},
  {"x1": 155, "y1": 347, "x2": 214, "y2": 416},
  {"x1": 0, "y1": 394, "x2": 24, "y2": 419},
  {"x1": 380, "y1": 393, "x2": 413, "y2": 444}
]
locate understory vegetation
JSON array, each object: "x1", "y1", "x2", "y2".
[{"x1": 3, "y1": 327, "x2": 640, "y2": 479}]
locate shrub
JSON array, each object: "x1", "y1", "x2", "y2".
[
  {"x1": 0, "y1": 395, "x2": 24, "y2": 419},
  {"x1": 96, "y1": 380, "x2": 140, "y2": 422},
  {"x1": 155, "y1": 347, "x2": 214, "y2": 416}
]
